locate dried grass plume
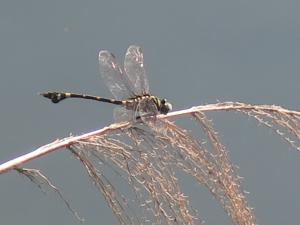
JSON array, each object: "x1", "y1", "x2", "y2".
[{"x1": 1, "y1": 102, "x2": 300, "y2": 225}]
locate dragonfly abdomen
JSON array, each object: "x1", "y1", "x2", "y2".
[{"x1": 40, "y1": 92, "x2": 123, "y2": 105}]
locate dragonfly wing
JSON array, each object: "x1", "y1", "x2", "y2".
[
  {"x1": 124, "y1": 45, "x2": 150, "y2": 96},
  {"x1": 113, "y1": 107, "x2": 132, "y2": 123},
  {"x1": 99, "y1": 50, "x2": 134, "y2": 99},
  {"x1": 137, "y1": 99, "x2": 168, "y2": 133}
]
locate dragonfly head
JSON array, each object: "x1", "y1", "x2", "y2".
[{"x1": 159, "y1": 98, "x2": 172, "y2": 114}]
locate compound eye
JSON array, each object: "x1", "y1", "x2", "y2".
[{"x1": 161, "y1": 99, "x2": 166, "y2": 104}]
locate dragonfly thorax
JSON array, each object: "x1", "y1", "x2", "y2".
[{"x1": 124, "y1": 95, "x2": 172, "y2": 115}]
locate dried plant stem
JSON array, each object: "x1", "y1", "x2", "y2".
[
  {"x1": 163, "y1": 102, "x2": 300, "y2": 118},
  {"x1": 0, "y1": 122, "x2": 130, "y2": 174}
]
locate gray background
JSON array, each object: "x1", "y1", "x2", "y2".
[{"x1": 0, "y1": 1, "x2": 300, "y2": 224}]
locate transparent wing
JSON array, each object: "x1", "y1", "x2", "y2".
[
  {"x1": 137, "y1": 99, "x2": 168, "y2": 133},
  {"x1": 113, "y1": 107, "x2": 132, "y2": 123},
  {"x1": 124, "y1": 45, "x2": 150, "y2": 96},
  {"x1": 99, "y1": 50, "x2": 135, "y2": 99}
]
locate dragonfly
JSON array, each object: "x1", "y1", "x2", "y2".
[{"x1": 41, "y1": 45, "x2": 172, "y2": 122}]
